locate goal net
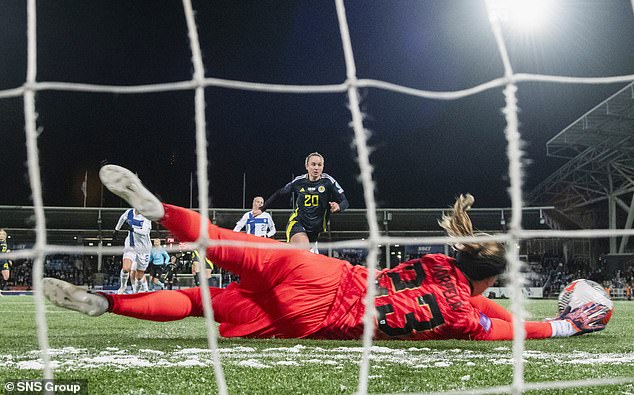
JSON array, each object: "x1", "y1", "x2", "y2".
[{"x1": 1, "y1": 0, "x2": 633, "y2": 394}]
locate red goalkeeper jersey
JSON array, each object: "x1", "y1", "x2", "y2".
[
  {"x1": 109, "y1": 205, "x2": 554, "y2": 341},
  {"x1": 313, "y1": 254, "x2": 492, "y2": 340}
]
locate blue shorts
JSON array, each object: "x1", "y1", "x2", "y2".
[{"x1": 286, "y1": 221, "x2": 319, "y2": 243}]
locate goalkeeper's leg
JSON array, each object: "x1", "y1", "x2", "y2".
[
  {"x1": 160, "y1": 203, "x2": 347, "y2": 294},
  {"x1": 43, "y1": 278, "x2": 110, "y2": 317},
  {"x1": 44, "y1": 277, "x2": 225, "y2": 322},
  {"x1": 99, "y1": 164, "x2": 341, "y2": 293},
  {"x1": 105, "y1": 286, "x2": 226, "y2": 321},
  {"x1": 100, "y1": 164, "x2": 280, "y2": 278}
]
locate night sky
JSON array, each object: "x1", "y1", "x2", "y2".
[{"x1": 1, "y1": 1, "x2": 633, "y2": 210}]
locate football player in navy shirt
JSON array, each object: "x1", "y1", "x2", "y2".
[
  {"x1": 255, "y1": 152, "x2": 348, "y2": 251},
  {"x1": 0, "y1": 229, "x2": 12, "y2": 291}
]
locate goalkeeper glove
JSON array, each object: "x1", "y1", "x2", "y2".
[{"x1": 549, "y1": 302, "x2": 608, "y2": 337}]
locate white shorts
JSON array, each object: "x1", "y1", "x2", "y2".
[{"x1": 123, "y1": 248, "x2": 151, "y2": 272}]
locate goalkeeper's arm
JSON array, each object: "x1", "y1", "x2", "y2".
[
  {"x1": 475, "y1": 302, "x2": 608, "y2": 340},
  {"x1": 548, "y1": 302, "x2": 608, "y2": 337},
  {"x1": 474, "y1": 317, "x2": 555, "y2": 340}
]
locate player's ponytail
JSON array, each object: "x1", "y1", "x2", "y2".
[
  {"x1": 439, "y1": 194, "x2": 475, "y2": 242},
  {"x1": 439, "y1": 194, "x2": 506, "y2": 280}
]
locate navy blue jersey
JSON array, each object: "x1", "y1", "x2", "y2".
[
  {"x1": 263, "y1": 173, "x2": 348, "y2": 234},
  {"x1": 0, "y1": 240, "x2": 12, "y2": 269}
]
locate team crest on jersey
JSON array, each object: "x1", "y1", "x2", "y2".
[{"x1": 318, "y1": 186, "x2": 325, "y2": 193}]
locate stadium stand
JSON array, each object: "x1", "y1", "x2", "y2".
[{"x1": 2, "y1": 205, "x2": 632, "y2": 298}]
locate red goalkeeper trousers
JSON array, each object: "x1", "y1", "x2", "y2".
[{"x1": 105, "y1": 204, "x2": 346, "y2": 338}]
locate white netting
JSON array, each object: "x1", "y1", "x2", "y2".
[{"x1": 2, "y1": 0, "x2": 634, "y2": 394}]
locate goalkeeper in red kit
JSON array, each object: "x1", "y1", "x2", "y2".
[{"x1": 43, "y1": 165, "x2": 608, "y2": 340}]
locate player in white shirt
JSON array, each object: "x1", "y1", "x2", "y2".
[
  {"x1": 233, "y1": 196, "x2": 276, "y2": 238},
  {"x1": 115, "y1": 208, "x2": 152, "y2": 294}
]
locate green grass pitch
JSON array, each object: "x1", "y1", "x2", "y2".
[{"x1": 0, "y1": 296, "x2": 632, "y2": 394}]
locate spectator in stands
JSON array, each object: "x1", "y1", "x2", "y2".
[
  {"x1": 44, "y1": 166, "x2": 610, "y2": 341},
  {"x1": 12, "y1": 260, "x2": 32, "y2": 288},
  {"x1": 42, "y1": 255, "x2": 72, "y2": 284}
]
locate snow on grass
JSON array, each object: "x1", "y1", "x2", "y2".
[{"x1": 1, "y1": 345, "x2": 633, "y2": 372}]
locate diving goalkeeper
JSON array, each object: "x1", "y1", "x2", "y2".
[{"x1": 43, "y1": 165, "x2": 609, "y2": 340}]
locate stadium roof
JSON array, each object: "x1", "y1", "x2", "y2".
[
  {"x1": 0, "y1": 205, "x2": 553, "y2": 246},
  {"x1": 546, "y1": 83, "x2": 634, "y2": 160},
  {"x1": 529, "y1": 82, "x2": 634, "y2": 210}
]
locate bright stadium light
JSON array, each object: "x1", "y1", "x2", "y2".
[{"x1": 488, "y1": 0, "x2": 553, "y2": 31}]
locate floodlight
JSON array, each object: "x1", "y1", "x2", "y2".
[{"x1": 487, "y1": 0, "x2": 553, "y2": 31}]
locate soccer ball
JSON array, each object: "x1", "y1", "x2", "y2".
[{"x1": 558, "y1": 279, "x2": 613, "y2": 325}]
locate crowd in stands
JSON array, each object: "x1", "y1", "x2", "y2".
[
  {"x1": 5, "y1": 251, "x2": 240, "y2": 291},
  {"x1": 332, "y1": 249, "x2": 367, "y2": 266},
  {"x1": 10, "y1": 255, "x2": 91, "y2": 288},
  {"x1": 526, "y1": 253, "x2": 633, "y2": 298},
  {"x1": 11, "y1": 260, "x2": 33, "y2": 287}
]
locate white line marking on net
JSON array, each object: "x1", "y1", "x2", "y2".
[
  {"x1": 24, "y1": 0, "x2": 53, "y2": 382},
  {"x1": 334, "y1": 1, "x2": 382, "y2": 394},
  {"x1": 180, "y1": 0, "x2": 228, "y2": 394},
  {"x1": 2, "y1": 74, "x2": 633, "y2": 101},
  {"x1": 484, "y1": 2, "x2": 530, "y2": 393}
]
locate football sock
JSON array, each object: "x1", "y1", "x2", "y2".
[
  {"x1": 132, "y1": 278, "x2": 141, "y2": 293},
  {"x1": 119, "y1": 270, "x2": 130, "y2": 291},
  {"x1": 549, "y1": 320, "x2": 576, "y2": 337}
]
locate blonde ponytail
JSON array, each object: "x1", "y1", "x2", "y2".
[
  {"x1": 439, "y1": 193, "x2": 475, "y2": 239},
  {"x1": 439, "y1": 194, "x2": 506, "y2": 277}
]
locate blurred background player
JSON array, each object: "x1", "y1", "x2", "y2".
[
  {"x1": 254, "y1": 152, "x2": 348, "y2": 252},
  {"x1": 148, "y1": 238, "x2": 169, "y2": 290},
  {"x1": 233, "y1": 196, "x2": 276, "y2": 238},
  {"x1": 0, "y1": 229, "x2": 12, "y2": 292},
  {"x1": 114, "y1": 208, "x2": 152, "y2": 294},
  {"x1": 191, "y1": 250, "x2": 213, "y2": 287},
  {"x1": 161, "y1": 255, "x2": 178, "y2": 290}
]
